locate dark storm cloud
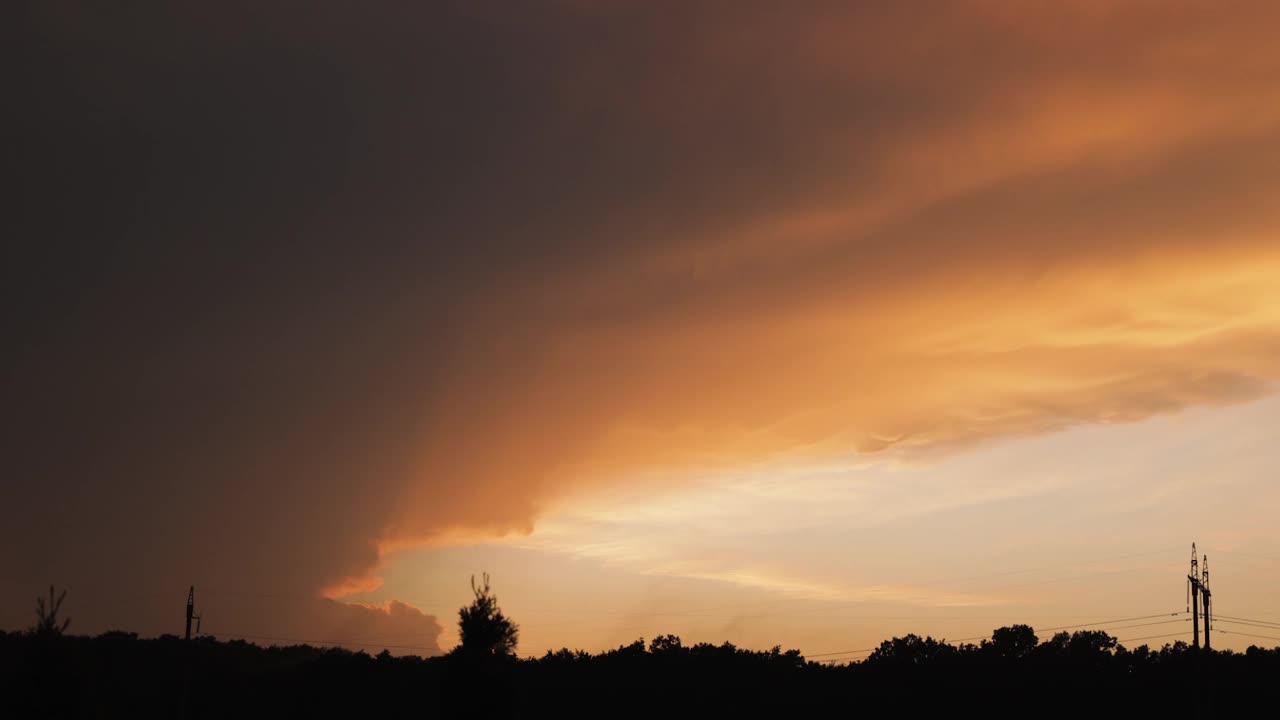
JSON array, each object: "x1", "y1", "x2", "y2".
[{"x1": 5, "y1": 0, "x2": 1280, "y2": 641}]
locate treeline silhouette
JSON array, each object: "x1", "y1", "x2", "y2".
[
  {"x1": 6, "y1": 582, "x2": 1277, "y2": 717},
  {"x1": 6, "y1": 625, "x2": 1279, "y2": 718}
]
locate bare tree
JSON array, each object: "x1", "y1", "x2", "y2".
[{"x1": 33, "y1": 585, "x2": 71, "y2": 636}]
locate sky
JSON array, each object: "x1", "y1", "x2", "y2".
[{"x1": 5, "y1": 1, "x2": 1280, "y2": 657}]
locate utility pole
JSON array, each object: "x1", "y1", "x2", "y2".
[
  {"x1": 180, "y1": 586, "x2": 201, "y2": 720},
  {"x1": 1201, "y1": 554, "x2": 1211, "y2": 651},
  {"x1": 1187, "y1": 544, "x2": 1200, "y2": 649},
  {"x1": 185, "y1": 586, "x2": 201, "y2": 641}
]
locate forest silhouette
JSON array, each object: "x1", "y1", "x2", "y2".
[{"x1": 4, "y1": 582, "x2": 1278, "y2": 718}]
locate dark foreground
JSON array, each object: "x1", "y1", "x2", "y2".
[{"x1": 3, "y1": 629, "x2": 1276, "y2": 718}]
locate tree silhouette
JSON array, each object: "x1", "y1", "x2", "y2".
[
  {"x1": 984, "y1": 624, "x2": 1038, "y2": 659},
  {"x1": 3, "y1": 617, "x2": 1280, "y2": 716},
  {"x1": 31, "y1": 585, "x2": 71, "y2": 637},
  {"x1": 649, "y1": 634, "x2": 684, "y2": 654},
  {"x1": 864, "y1": 633, "x2": 955, "y2": 667},
  {"x1": 457, "y1": 573, "x2": 518, "y2": 657}
]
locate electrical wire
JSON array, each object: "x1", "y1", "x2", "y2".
[
  {"x1": 185, "y1": 547, "x2": 1192, "y2": 655},
  {"x1": 1212, "y1": 618, "x2": 1280, "y2": 632},
  {"x1": 1088, "y1": 618, "x2": 1189, "y2": 633},
  {"x1": 814, "y1": 629, "x2": 1195, "y2": 666},
  {"x1": 1214, "y1": 628, "x2": 1280, "y2": 643},
  {"x1": 807, "y1": 612, "x2": 1184, "y2": 659},
  {"x1": 507, "y1": 546, "x2": 1189, "y2": 624},
  {"x1": 1212, "y1": 613, "x2": 1280, "y2": 628},
  {"x1": 810, "y1": 614, "x2": 1188, "y2": 664},
  {"x1": 210, "y1": 631, "x2": 442, "y2": 654},
  {"x1": 1205, "y1": 548, "x2": 1280, "y2": 564},
  {"x1": 1112, "y1": 631, "x2": 1191, "y2": 645},
  {"x1": 1030, "y1": 612, "x2": 1184, "y2": 634}
]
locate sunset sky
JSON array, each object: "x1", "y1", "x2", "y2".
[{"x1": 6, "y1": 1, "x2": 1280, "y2": 658}]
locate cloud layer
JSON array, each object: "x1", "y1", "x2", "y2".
[{"x1": 5, "y1": 1, "x2": 1280, "y2": 643}]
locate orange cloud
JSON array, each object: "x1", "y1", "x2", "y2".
[
  {"x1": 373, "y1": 2, "x2": 1280, "y2": 584},
  {"x1": 7, "y1": 1, "x2": 1280, "y2": 641}
]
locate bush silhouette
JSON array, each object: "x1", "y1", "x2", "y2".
[{"x1": 457, "y1": 573, "x2": 518, "y2": 657}]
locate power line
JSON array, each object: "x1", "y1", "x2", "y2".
[
  {"x1": 808, "y1": 613, "x2": 1187, "y2": 663},
  {"x1": 1094, "y1": 619, "x2": 1189, "y2": 633},
  {"x1": 1033, "y1": 612, "x2": 1184, "y2": 634},
  {"x1": 1212, "y1": 613, "x2": 1280, "y2": 629},
  {"x1": 809, "y1": 645, "x2": 878, "y2": 659},
  {"x1": 906, "y1": 546, "x2": 1185, "y2": 590},
  {"x1": 1205, "y1": 548, "x2": 1280, "y2": 564},
  {"x1": 172, "y1": 544, "x2": 1209, "y2": 656},
  {"x1": 815, "y1": 654, "x2": 873, "y2": 664},
  {"x1": 807, "y1": 611, "x2": 1184, "y2": 659},
  {"x1": 1113, "y1": 631, "x2": 1192, "y2": 645},
  {"x1": 812, "y1": 632, "x2": 997, "y2": 662},
  {"x1": 814, "y1": 628, "x2": 1195, "y2": 665},
  {"x1": 1212, "y1": 618, "x2": 1280, "y2": 632},
  {"x1": 187, "y1": 546, "x2": 1185, "y2": 637},
  {"x1": 211, "y1": 631, "x2": 442, "y2": 654},
  {"x1": 1213, "y1": 625, "x2": 1280, "y2": 640},
  {"x1": 519, "y1": 546, "x2": 1188, "y2": 625},
  {"x1": 193, "y1": 624, "x2": 1269, "y2": 658},
  {"x1": 984, "y1": 562, "x2": 1188, "y2": 593}
]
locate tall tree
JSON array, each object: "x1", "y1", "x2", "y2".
[{"x1": 457, "y1": 573, "x2": 518, "y2": 657}]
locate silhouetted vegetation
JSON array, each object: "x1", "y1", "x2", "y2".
[
  {"x1": 455, "y1": 573, "x2": 518, "y2": 658},
  {"x1": 32, "y1": 585, "x2": 71, "y2": 637},
  {"x1": 3, "y1": 622, "x2": 1278, "y2": 718}
]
